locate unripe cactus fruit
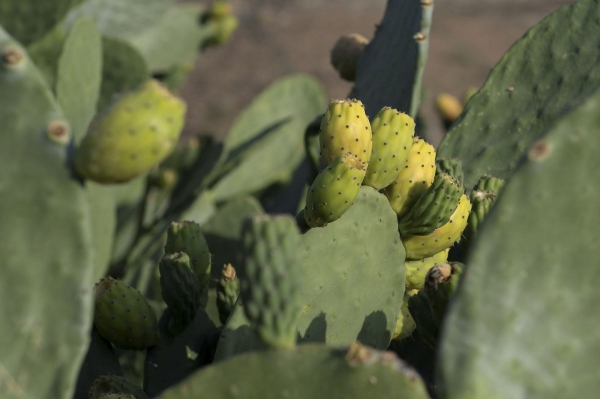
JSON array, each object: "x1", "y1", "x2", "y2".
[
  {"x1": 435, "y1": 93, "x2": 463, "y2": 123},
  {"x1": 165, "y1": 221, "x2": 211, "y2": 306},
  {"x1": 304, "y1": 152, "x2": 366, "y2": 228},
  {"x1": 93, "y1": 277, "x2": 159, "y2": 351},
  {"x1": 330, "y1": 33, "x2": 369, "y2": 82},
  {"x1": 75, "y1": 79, "x2": 186, "y2": 184},
  {"x1": 384, "y1": 137, "x2": 436, "y2": 217},
  {"x1": 89, "y1": 375, "x2": 148, "y2": 399},
  {"x1": 405, "y1": 248, "x2": 449, "y2": 290},
  {"x1": 462, "y1": 190, "x2": 497, "y2": 252},
  {"x1": 436, "y1": 157, "x2": 464, "y2": 184},
  {"x1": 473, "y1": 174, "x2": 505, "y2": 193},
  {"x1": 398, "y1": 173, "x2": 465, "y2": 237},
  {"x1": 403, "y1": 194, "x2": 472, "y2": 260},
  {"x1": 240, "y1": 214, "x2": 302, "y2": 349},
  {"x1": 217, "y1": 263, "x2": 240, "y2": 325},
  {"x1": 159, "y1": 252, "x2": 202, "y2": 336},
  {"x1": 319, "y1": 98, "x2": 372, "y2": 168},
  {"x1": 424, "y1": 262, "x2": 464, "y2": 326},
  {"x1": 363, "y1": 107, "x2": 415, "y2": 190},
  {"x1": 392, "y1": 290, "x2": 417, "y2": 341}
]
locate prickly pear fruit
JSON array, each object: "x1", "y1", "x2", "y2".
[
  {"x1": 424, "y1": 262, "x2": 464, "y2": 326},
  {"x1": 462, "y1": 190, "x2": 497, "y2": 252},
  {"x1": 159, "y1": 252, "x2": 202, "y2": 336},
  {"x1": 363, "y1": 107, "x2": 415, "y2": 190},
  {"x1": 240, "y1": 214, "x2": 302, "y2": 349},
  {"x1": 392, "y1": 290, "x2": 417, "y2": 341},
  {"x1": 75, "y1": 79, "x2": 186, "y2": 184},
  {"x1": 473, "y1": 174, "x2": 505, "y2": 193},
  {"x1": 403, "y1": 194, "x2": 472, "y2": 259},
  {"x1": 89, "y1": 375, "x2": 148, "y2": 399},
  {"x1": 436, "y1": 157, "x2": 464, "y2": 184},
  {"x1": 93, "y1": 277, "x2": 159, "y2": 351},
  {"x1": 165, "y1": 221, "x2": 211, "y2": 306},
  {"x1": 399, "y1": 173, "x2": 464, "y2": 237},
  {"x1": 217, "y1": 263, "x2": 240, "y2": 325},
  {"x1": 319, "y1": 98, "x2": 372, "y2": 168},
  {"x1": 330, "y1": 33, "x2": 369, "y2": 82},
  {"x1": 304, "y1": 152, "x2": 365, "y2": 227},
  {"x1": 435, "y1": 93, "x2": 463, "y2": 124},
  {"x1": 405, "y1": 248, "x2": 449, "y2": 290},
  {"x1": 384, "y1": 137, "x2": 436, "y2": 217}
]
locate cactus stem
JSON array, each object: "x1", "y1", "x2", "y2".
[{"x1": 409, "y1": 0, "x2": 435, "y2": 119}]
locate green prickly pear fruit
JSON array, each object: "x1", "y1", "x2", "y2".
[
  {"x1": 405, "y1": 248, "x2": 449, "y2": 290},
  {"x1": 462, "y1": 190, "x2": 497, "y2": 252},
  {"x1": 304, "y1": 152, "x2": 366, "y2": 228},
  {"x1": 217, "y1": 263, "x2": 240, "y2": 325},
  {"x1": 424, "y1": 262, "x2": 464, "y2": 327},
  {"x1": 319, "y1": 98, "x2": 372, "y2": 168},
  {"x1": 75, "y1": 79, "x2": 186, "y2": 184},
  {"x1": 89, "y1": 375, "x2": 148, "y2": 399},
  {"x1": 473, "y1": 174, "x2": 505, "y2": 193},
  {"x1": 159, "y1": 252, "x2": 202, "y2": 336},
  {"x1": 384, "y1": 137, "x2": 436, "y2": 217},
  {"x1": 240, "y1": 214, "x2": 302, "y2": 349},
  {"x1": 398, "y1": 173, "x2": 465, "y2": 237},
  {"x1": 403, "y1": 193, "x2": 471, "y2": 260},
  {"x1": 392, "y1": 289, "x2": 417, "y2": 341},
  {"x1": 165, "y1": 221, "x2": 211, "y2": 306},
  {"x1": 93, "y1": 277, "x2": 159, "y2": 351},
  {"x1": 363, "y1": 107, "x2": 415, "y2": 190},
  {"x1": 330, "y1": 33, "x2": 369, "y2": 82},
  {"x1": 436, "y1": 157, "x2": 464, "y2": 184}
]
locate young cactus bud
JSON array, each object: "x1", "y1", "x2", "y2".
[
  {"x1": 89, "y1": 375, "x2": 148, "y2": 399},
  {"x1": 435, "y1": 157, "x2": 464, "y2": 185},
  {"x1": 75, "y1": 79, "x2": 186, "y2": 184},
  {"x1": 384, "y1": 137, "x2": 436, "y2": 217},
  {"x1": 392, "y1": 290, "x2": 417, "y2": 341},
  {"x1": 319, "y1": 98, "x2": 372, "y2": 168},
  {"x1": 405, "y1": 248, "x2": 449, "y2": 291},
  {"x1": 240, "y1": 214, "x2": 302, "y2": 349},
  {"x1": 217, "y1": 263, "x2": 240, "y2": 325},
  {"x1": 363, "y1": 107, "x2": 415, "y2": 190},
  {"x1": 473, "y1": 174, "x2": 505, "y2": 193},
  {"x1": 304, "y1": 152, "x2": 365, "y2": 228},
  {"x1": 398, "y1": 173, "x2": 465, "y2": 237},
  {"x1": 330, "y1": 33, "x2": 369, "y2": 82},
  {"x1": 402, "y1": 194, "x2": 472, "y2": 260},
  {"x1": 159, "y1": 252, "x2": 202, "y2": 336},
  {"x1": 93, "y1": 277, "x2": 159, "y2": 351},
  {"x1": 424, "y1": 262, "x2": 464, "y2": 327},
  {"x1": 165, "y1": 221, "x2": 211, "y2": 306}
]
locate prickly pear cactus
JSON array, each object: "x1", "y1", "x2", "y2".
[
  {"x1": 424, "y1": 262, "x2": 463, "y2": 327},
  {"x1": 94, "y1": 276, "x2": 160, "y2": 350},
  {"x1": 330, "y1": 33, "x2": 369, "y2": 82},
  {"x1": 436, "y1": 158, "x2": 464, "y2": 184},
  {"x1": 216, "y1": 264, "x2": 240, "y2": 325},
  {"x1": 384, "y1": 137, "x2": 436, "y2": 217},
  {"x1": 304, "y1": 152, "x2": 366, "y2": 227},
  {"x1": 89, "y1": 375, "x2": 148, "y2": 399},
  {"x1": 473, "y1": 174, "x2": 505, "y2": 194},
  {"x1": 239, "y1": 214, "x2": 302, "y2": 349},
  {"x1": 319, "y1": 98, "x2": 372, "y2": 167},
  {"x1": 363, "y1": 107, "x2": 415, "y2": 190},
  {"x1": 405, "y1": 248, "x2": 449, "y2": 290},
  {"x1": 392, "y1": 291, "x2": 417, "y2": 341},
  {"x1": 462, "y1": 190, "x2": 497, "y2": 252}
]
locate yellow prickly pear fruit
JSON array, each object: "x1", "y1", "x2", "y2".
[
  {"x1": 405, "y1": 248, "x2": 449, "y2": 290},
  {"x1": 330, "y1": 33, "x2": 369, "y2": 82},
  {"x1": 403, "y1": 194, "x2": 472, "y2": 260},
  {"x1": 435, "y1": 93, "x2": 463, "y2": 123},
  {"x1": 319, "y1": 98, "x2": 372, "y2": 168},
  {"x1": 383, "y1": 137, "x2": 436, "y2": 217},
  {"x1": 75, "y1": 79, "x2": 186, "y2": 184},
  {"x1": 392, "y1": 289, "x2": 417, "y2": 341}
]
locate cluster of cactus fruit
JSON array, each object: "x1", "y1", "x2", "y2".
[{"x1": 3, "y1": 0, "x2": 600, "y2": 398}]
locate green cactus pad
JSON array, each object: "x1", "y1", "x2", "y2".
[
  {"x1": 424, "y1": 262, "x2": 463, "y2": 327},
  {"x1": 158, "y1": 343, "x2": 430, "y2": 399},
  {"x1": 438, "y1": 85, "x2": 600, "y2": 399},
  {"x1": 403, "y1": 194, "x2": 471, "y2": 260},
  {"x1": 384, "y1": 137, "x2": 436, "y2": 217},
  {"x1": 437, "y1": 0, "x2": 600, "y2": 189},
  {"x1": 164, "y1": 220, "x2": 211, "y2": 305},
  {"x1": 319, "y1": 98, "x2": 372, "y2": 167},
  {"x1": 94, "y1": 277, "x2": 160, "y2": 350},
  {"x1": 0, "y1": 28, "x2": 96, "y2": 399},
  {"x1": 435, "y1": 158, "x2": 464, "y2": 184},
  {"x1": 392, "y1": 290, "x2": 417, "y2": 341},
  {"x1": 216, "y1": 186, "x2": 405, "y2": 360},
  {"x1": 304, "y1": 152, "x2": 366, "y2": 227},
  {"x1": 89, "y1": 375, "x2": 148, "y2": 399},
  {"x1": 399, "y1": 173, "x2": 464, "y2": 237},
  {"x1": 75, "y1": 79, "x2": 186, "y2": 183},
  {"x1": 405, "y1": 248, "x2": 449, "y2": 291},
  {"x1": 240, "y1": 214, "x2": 302, "y2": 349},
  {"x1": 217, "y1": 264, "x2": 240, "y2": 325},
  {"x1": 159, "y1": 252, "x2": 202, "y2": 336},
  {"x1": 363, "y1": 107, "x2": 415, "y2": 190},
  {"x1": 473, "y1": 174, "x2": 505, "y2": 194}
]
